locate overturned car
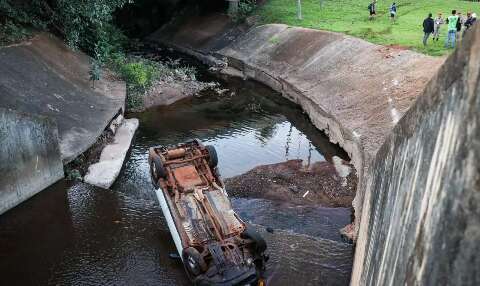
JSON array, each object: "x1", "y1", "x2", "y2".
[{"x1": 148, "y1": 139, "x2": 268, "y2": 286}]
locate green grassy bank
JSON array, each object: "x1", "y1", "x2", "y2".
[{"x1": 255, "y1": 0, "x2": 480, "y2": 56}]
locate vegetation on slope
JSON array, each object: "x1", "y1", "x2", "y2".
[{"x1": 255, "y1": 0, "x2": 480, "y2": 56}]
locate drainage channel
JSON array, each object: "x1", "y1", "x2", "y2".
[{"x1": 0, "y1": 58, "x2": 355, "y2": 286}]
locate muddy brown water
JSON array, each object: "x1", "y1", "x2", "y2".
[{"x1": 0, "y1": 77, "x2": 354, "y2": 285}]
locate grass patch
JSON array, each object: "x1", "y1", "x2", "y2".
[
  {"x1": 108, "y1": 53, "x2": 197, "y2": 111},
  {"x1": 255, "y1": 0, "x2": 480, "y2": 56}
]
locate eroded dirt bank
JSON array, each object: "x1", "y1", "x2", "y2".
[
  {"x1": 127, "y1": 49, "x2": 221, "y2": 112},
  {"x1": 225, "y1": 159, "x2": 356, "y2": 208}
]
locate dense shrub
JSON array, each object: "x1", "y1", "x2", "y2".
[
  {"x1": 0, "y1": 19, "x2": 30, "y2": 45},
  {"x1": 232, "y1": 0, "x2": 257, "y2": 22},
  {"x1": 1, "y1": 0, "x2": 131, "y2": 82}
]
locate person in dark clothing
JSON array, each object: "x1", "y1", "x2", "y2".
[
  {"x1": 368, "y1": 0, "x2": 377, "y2": 20},
  {"x1": 423, "y1": 13, "x2": 435, "y2": 46},
  {"x1": 390, "y1": 2, "x2": 397, "y2": 23},
  {"x1": 464, "y1": 12, "x2": 477, "y2": 35},
  {"x1": 456, "y1": 12, "x2": 464, "y2": 34}
]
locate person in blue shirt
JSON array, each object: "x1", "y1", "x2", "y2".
[{"x1": 390, "y1": 3, "x2": 397, "y2": 23}]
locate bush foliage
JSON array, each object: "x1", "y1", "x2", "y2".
[
  {"x1": 1, "y1": 1, "x2": 130, "y2": 53},
  {"x1": 1, "y1": 0, "x2": 199, "y2": 111}
]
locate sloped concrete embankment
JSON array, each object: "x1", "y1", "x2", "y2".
[
  {"x1": 218, "y1": 24, "x2": 444, "y2": 237},
  {"x1": 0, "y1": 33, "x2": 126, "y2": 163},
  {"x1": 150, "y1": 19, "x2": 444, "y2": 238},
  {"x1": 0, "y1": 33, "x2": 132, "y2": 212},
  {"x1": 0, "y1": 108, "x2": 64, "y2": 215},
  {"x1": 149, "y1": 14, "x2": 477, "y2": 285},
  {"x1": 148, "y1": 12, "x2": 249, "y2": 66},
  {"x1": 351, "y1": 25, "x2": 480, "y2": 286}
]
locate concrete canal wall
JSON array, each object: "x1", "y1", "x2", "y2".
[
  {"x1": 351, "y1": 24, "x2": 480, "y2": 286},
  {"x1": 0, "y1": 108, "x2": 64, "y2": 215}
]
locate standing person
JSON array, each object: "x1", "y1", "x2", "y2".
[
  {"x1": 445, "y1": 10, "x2": 459, "y2": 48},
  {"x1": 433, "y1": 13, "x2": 444, "y2": 41},
  {"x1": 456, "y1": 12, "x2": 464, "y2": 36},
  {"x1": 390, "y1": 2, "x2": 397, "y2": 23},
  {"x1": 368, "y1": 0, "x2": 377, "y2": 20},
  {"x1": 464, "y1": 12, "x2": 477, "y2": 35},
  {"x1": 423, "y1": 13, "x2": 434, "y2": 46}
]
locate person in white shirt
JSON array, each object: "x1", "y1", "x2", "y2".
[{"x1": 433, "y1": 13, "x2": 444, "y2": 41}]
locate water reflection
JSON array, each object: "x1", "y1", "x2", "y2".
[{"x1": 130, "y1": 77, "x2": 348, "y2": 178}]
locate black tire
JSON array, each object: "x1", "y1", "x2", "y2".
[
  {"x1": 205, "y1": 145, "x2": 218, "y2": 168},
  {"x1": 182, "y1": 247, "x2": 207, "y2": 277},
  {"x1": 241, "y1": 224, "x2": 267, "y2": 254},
  {"x1": 150, "y1": 155, "x2": 167, "y2": 187}
]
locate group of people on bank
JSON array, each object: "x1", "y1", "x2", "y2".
[
  {"x1": 367, "y1": 1, "x2": 477, "y2": 49},
  {"x1": 423, "y1": 10, "x2": 477, "y2": 48}
]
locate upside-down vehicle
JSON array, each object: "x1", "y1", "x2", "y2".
[{"x1": 148, "y1": 139, "x2": 268, "y2": 286}]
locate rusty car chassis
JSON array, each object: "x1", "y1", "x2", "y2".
[{"x1": 149, "y1": 139, "x2": 268, "y2": 286}]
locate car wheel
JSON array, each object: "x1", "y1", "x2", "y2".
[
  {"x1": 205, "y1": 145, "x2": 218, "y2": 168},
  {"x1": 182, "y1": 247, "x2": 207, "y2": 277},
  {"x1": 150, "y1": 155, "x2": 167, "y2": 187},
  {"x1": 241, "y1": 224, "x2": 267, "y2": 254}
]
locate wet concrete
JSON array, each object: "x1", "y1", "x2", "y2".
[{"x1": 0, "y1": 76, "x2": 354, "y2": 285}]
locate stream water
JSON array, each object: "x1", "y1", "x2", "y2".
[{"x1": 0, "y1": 69, "x2": 354, "y2": 285}]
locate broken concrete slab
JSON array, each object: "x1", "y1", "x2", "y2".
[
  {"x1": 0, "y1": 33, "x2": 126, "y2": 163},
  {"x1": 84, "y1": 118, "x2": 139, "y2": 189}
]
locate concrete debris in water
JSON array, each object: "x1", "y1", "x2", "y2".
[
  {"x1": 84, "y1": 118, "x2": 139, "y2": 189},
  {"x1": 332, "y1": 156, "x2": 352, "y2": 187}
]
